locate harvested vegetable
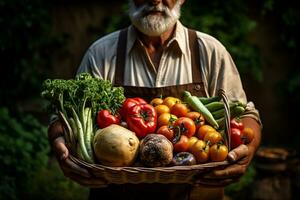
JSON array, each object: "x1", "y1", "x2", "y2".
[
  {"x1": 139, "y1": 134, "x2": 173, "y2": 167},
  {"x1": 182, "y1": 91, "x2": 219, "y2": 129},
  {"x1": 93, "y1": 125, "x2": 139, "y2": 167},
  {"x1": 41, "y1": 73, "x2": 125, "y2": 163}
]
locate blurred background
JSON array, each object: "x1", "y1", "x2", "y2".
[{"x1": 0, "y1": 0, "x2": 299, "y2": 199}]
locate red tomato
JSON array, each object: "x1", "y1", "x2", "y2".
[
  {"x1": 173, "y1": 117, "x2": 196, "y2": 138},
  {"x1": 230, "y1": 128, "x2": 244, "y2": 149},
  {"x1": 210, "y1": 143, "x2": 228, "y2": 162},
  {"x1": 170, "y1": 103, "x2": 189, "y2": 118},
  {"x1": 126, "y1": 103, "x2": 157, "y2": 138},
  {"x1": 156, "y1": 125, "x2": 174, "y2": 141},
  {"x1": 96, "y1": 109, "x2": 120, "y2": 128},
  {"x1": 185, "y1": 111, "x2": 205, "y2": 131},
  {"x1": 173, "y1": 135, "x2": 189, "y2": 153}
]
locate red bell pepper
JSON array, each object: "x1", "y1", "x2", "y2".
[
  {"x1": 97, "y1": 109, "x2": 120, "y2": 128},
  {"x1": 126, "y1": 103, "x2": 157, "y2": 138},
  {"x1": 230, "y1": 118, "x2": 244, "y2": 131},
  {"x1": 119, "y1": 97, "x2": 147, "y2": 120}
]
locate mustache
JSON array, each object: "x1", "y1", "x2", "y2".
[{"x1": 131, "y1": 3, "x2": 171, "y2": 18}]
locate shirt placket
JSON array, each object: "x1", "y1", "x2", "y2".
[{"x1": 155, "y1": 50, "x2": 166, "y2": 87}]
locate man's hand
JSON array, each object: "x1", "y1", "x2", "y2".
[
  {"x1": 49, "y1": 121, "x2": 107, "y2": 188},
  {"x1": 195, "y1": 144, "x2": 252, "y2": 187},
  {"x1": 195, "y1": 117, "x2": 261, "y2": 187}
]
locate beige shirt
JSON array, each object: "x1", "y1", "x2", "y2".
[{"x1": 77, "y1": 21, "x2": 261, "y2": 123}]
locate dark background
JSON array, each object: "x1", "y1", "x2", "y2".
[{"x1": 1, "y1": 0, "x2": 299, "y2": 199}]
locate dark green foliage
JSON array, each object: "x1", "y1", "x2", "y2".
[
  {"x1": 0, "y1": 107, "x2": 49, "y2": 200},
  {"x1": 0, "y1": 0, "x2": 62, "y2": 108},
  {"x1": 180, "y1": 0, "x2": 261, "y2": 81}
]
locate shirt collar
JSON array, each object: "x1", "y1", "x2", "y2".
[{"x1": 126, "y1": 21, "x2": 187, "y2": 55}]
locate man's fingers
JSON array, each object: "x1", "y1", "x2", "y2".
[
  {"x1": 204, "y1": 165, "x2": 245, "y2": 179},
  {"x1": 53, "y1": 136, "x2": 69, "y2": 160},
  {"x1": 228, "y1": 144, "x2": 249, "y2": 162},
  {"x1": 61, "y1": 158, "x2": 91, "y2": 178}
]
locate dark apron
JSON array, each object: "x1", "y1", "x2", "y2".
[{"x1": 89, "y1": 28, "x2": 224, "y2": 200}]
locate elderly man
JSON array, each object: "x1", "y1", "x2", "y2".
[{"x1": 48, "y1": 0, "x2": 262, "y2": 199}]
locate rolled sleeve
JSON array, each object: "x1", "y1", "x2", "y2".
[{"x1": 241, "y1": 101, "x2": 263, "y2": 128}]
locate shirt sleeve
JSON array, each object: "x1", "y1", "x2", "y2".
[
  {"x1": 208, "y1": 47, "x2": 262, "y2": 126},
  {"x1": 76, "y1": 49, "x2": 103, "y2": 78}
]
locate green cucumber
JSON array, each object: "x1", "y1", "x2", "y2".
[
  {"x1": 198, "y1": 96, "x2": 221, "y2": 105},
  {"x1": 183, "y1": 91, "x2": 219, "y2": 129}
]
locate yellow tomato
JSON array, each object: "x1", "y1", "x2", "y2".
[
  {"x1": 162, "y1": 97, "x2": 181, "y2": 109},
  {"x1": 154, "y1": 104, "x2": 170, "y2": 116},
  {"x1": 203, "y1": 131, "x2": 223, "y2": 145},
  {"x1": 157, "y1": 113, "x2": 178, "y2": 127},
  {"x1": 210, "y1": 143, "x2": 228, "y2": 162},
  {"x1": 190, "y1": 140, "x2": 210, "y2": 163},
  {"x1": 150, "y1": 98, "x2": 164, "y2": 107},
  {"x1": 187, "y1": 136, "x2": 199, "y2": 152}
]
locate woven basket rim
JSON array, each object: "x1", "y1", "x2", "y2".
[{"x1": 69, "y1": 154, "x2": 229, "y2": 172}]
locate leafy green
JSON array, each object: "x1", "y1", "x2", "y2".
[
  {"x1": 40, "y1": 72, "x2": 125, "y2": 163},
  {"x1": 41, "y1": 72, "x2": 125, "y2": 118}
]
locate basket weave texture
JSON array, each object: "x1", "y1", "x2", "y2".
[{"x1": 60, "y1": 89, "x2": 231, "y2": 185}]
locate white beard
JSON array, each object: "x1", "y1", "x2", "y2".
[{"x1": 128, "y1": 0, "x2": 182, "y2": 36}]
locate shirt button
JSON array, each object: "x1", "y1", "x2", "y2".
[{"x1": 194, "y1": 84, "x2": 201, "y2": 90}]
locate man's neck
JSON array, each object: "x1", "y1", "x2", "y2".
[
  {"x1": 136, "y1": 25, "x2": 176, "y2": 49},
  {"x1": 134, "y1": 24, "x2": 177, "y2": 69}
]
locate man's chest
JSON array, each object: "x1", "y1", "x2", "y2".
[{"x1": 123, "y1": 48, "x2": 193, "y2": 87}]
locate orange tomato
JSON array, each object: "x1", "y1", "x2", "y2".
[
  {"x1": 150, "y1": 98, "x2": 164, "y2": 107},
  {"x1": 173, "y1": 117, "x2": 196, "y2": 138},
  {"x1": 173, "y1": 135, "x2": 189, "y2": 153},
  {"x1": 210, "y1": 143, "x2": 228, "y2": 162},
  {"x1": 154, "y1": 104, "x2": 170, "y2": 116},
  {"x1": 242, "y1": 127, "x2": 254, "y2": 144},
  {"x1": 185, "y1": 111, "x2": 205, "y2": 131},
  {"x1": 170, "y1": 103, "x2": 189, "y2": 117},
  {"x1": 196, "y1": 124, "x2": 216, "y2": 140},
  {"x1": 163, "y1": 97, "x2": 181, "y2": 109},
  {"x1": 190, "y1": 140, "x2": 210, "y2": 163},
  {"x1": 157, "y1": 113, "x2": 178, "y2": 127},
  {"x1": 203, "y1": 131, "x2": 223, "y2": 145},
  {"x1": 156, "y1": 125, "x2": 174, "y2": 141}
]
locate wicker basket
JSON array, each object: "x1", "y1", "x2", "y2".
[{"x1": 59, "y1": 89, "x2": 232, "y2": 185}]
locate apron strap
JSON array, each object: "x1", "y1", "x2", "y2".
[
  {"x1": 187, "y1": 29, "x2": 202, "y2": 83},
  {"x1": 115, "y1": 28, "x2": 128, "y2": 86},
  {"x1": 115, "y1": 28, "x2": 202, "y2": 85}
]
